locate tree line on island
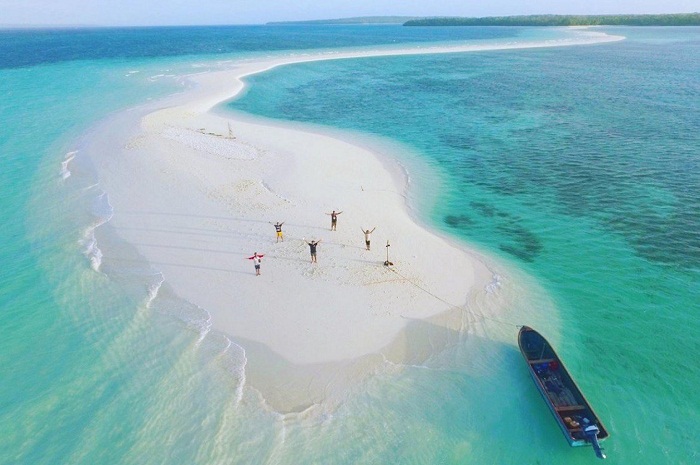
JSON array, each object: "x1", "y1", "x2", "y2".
[
  {"x1": 267, "y1": 16, "x2": 420, "y2": 25},
  {"x1": 404, "y1": 13, "x2": 700, "y2": 27}
]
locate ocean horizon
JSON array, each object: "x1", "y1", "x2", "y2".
[{"x1": 1, "y1": 25, "x2": 698, "y2": 464}]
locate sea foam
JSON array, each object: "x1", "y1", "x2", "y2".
[
  {"x1": 145, "y1": 272, "x2": 165, "y2": 308},
  {"x1": 60, "y1": 151, "x2": 77, "y2": 180},
  {"x1": 220, "y1": 338, "x2": 248, "y2": 406},
  {"x1": 80, "y1": 190, "x2": 114, "y2": 272},
  {"x1": 485, "y1": 273, "x2": 503, "y2": 294}
]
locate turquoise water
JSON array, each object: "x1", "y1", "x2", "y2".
[
  {"x1": 232, "y1": 27, "x2": 699, "y2": 463},
  {"x1": 2, "y1": 25, "x2": 698, "y2": 464}
]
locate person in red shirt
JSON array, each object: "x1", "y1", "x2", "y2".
[{"x1": 247, "y1": 252, "x2": 264, "y2": 276}]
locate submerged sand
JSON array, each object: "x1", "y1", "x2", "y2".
[{"x1": 78, "y1": 30, "x2": 622, "y2": 411}]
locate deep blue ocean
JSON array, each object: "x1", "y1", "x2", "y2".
[{"x1": 1, "y1": 25, "x2": 698, "y2": 464}]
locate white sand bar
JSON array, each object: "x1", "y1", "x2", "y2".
[{"x1": 84, "y1": 30, "x2": 623, "y2": 411}]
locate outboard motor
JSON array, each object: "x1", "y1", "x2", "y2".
[{"x1": 584, "y1": 424, "x2": 606, "y2": 459}]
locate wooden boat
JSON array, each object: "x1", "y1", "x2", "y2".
[{"x1": 518, "y1": 326, "x2": 609, "y2": 459}]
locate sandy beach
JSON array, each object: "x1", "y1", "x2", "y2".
[{"x1": 80, "y1": 30, "x2": 621, "y2": 411}]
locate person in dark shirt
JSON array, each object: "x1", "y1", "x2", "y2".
[
  {"x1": 270, "y1": 221, "x2": 285, "y2": 242},
  {"x1": 305, "y1": 239, "x2": 321, "y2": 263}
]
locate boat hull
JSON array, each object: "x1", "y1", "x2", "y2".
[{"x1": 518, "y1": 326, "x2": 609, "y2": 454}]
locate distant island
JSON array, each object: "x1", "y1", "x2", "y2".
[
  {"x1": 267, "y1": 16, "x2": 421, "y2": 25},
  {"x1": 404, "y1": 13, "x2": 700, "y2": 27}
]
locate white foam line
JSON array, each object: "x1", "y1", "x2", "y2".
[
  {"x1": 145, "y1": 272, "x2": 165, "y2": 308},
  {"x1": 93, "y1": 191, "x2": 114, "y2": 220},
  {"x1": 220, "y1": 336, "x2": 233, "y2": 354},
  {"x1": 219, "y1": 337, "x2": 248, "y2": 406},
  {"x1": 194, "y1": 310, "x2": 212, "y2": 346},
  {"x1": 80, "y1": 229, "x2": 103, "y2": 272},
  {"x1": 232, "y1": 341, "x2": 247, "y2": 406},
  {"x1": 379, "y1": 352, "x2": 433, "y2": 371},
  {"x1": 80, "y1": 190, "x2": 114, "y2": 272},
  {"x1": 278, "y1": 415, "x2": 287, "y2": 445},
  {"x1": 60, "y1": 150, "x2": 77, "y2": 180}
]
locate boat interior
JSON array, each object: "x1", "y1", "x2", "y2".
[{"x1": 520, "y1": 329, "x2": 608, "y2": 440}]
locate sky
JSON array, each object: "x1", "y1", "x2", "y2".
[{"x1": 1, "y1": 0, "x2": 699, "y2": 26}]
